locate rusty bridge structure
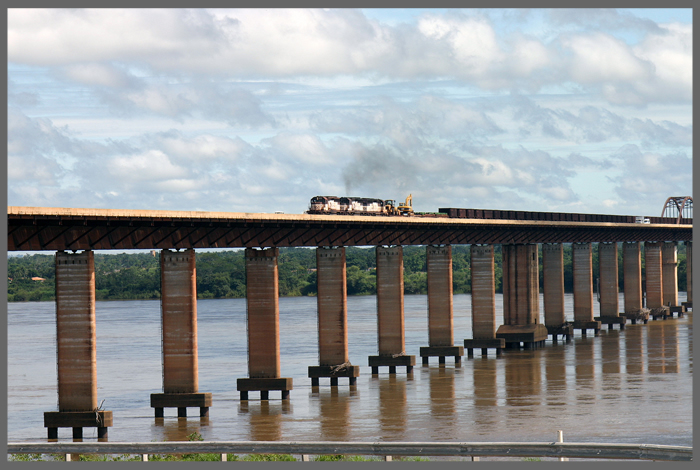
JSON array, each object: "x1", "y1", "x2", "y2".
[{"x1": 6, "y1": 206, "x2": 691, "y2": 251}]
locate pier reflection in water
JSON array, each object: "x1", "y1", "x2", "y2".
[{"x1": 6, "y1": 293, "x2": 692, "y2": 447}]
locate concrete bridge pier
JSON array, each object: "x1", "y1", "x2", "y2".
[
  {"x1": 238, "y1": 248, "x2": 293, "y2": 400},
  {"x1": 572, "y1": 243, "x2": 601, "y2": 336},
  {"x1": 308, "y1": 247, "x2": 360, "y2": 386},
  {"x1": 645, "y1": 242, "x2": 668, "y2": 320},
  {"x1": 45, "y1": 250, "x2": 112, "y2": 440},
  {"x1": 420, "y1": 245, "x2": 464, "y2": 365},
  {"x1": 496, "y1": 244, "x2": 548, "y2": 349},
  {"x1": 369, "y1": 246, "x2": 416, "y2": 374},
  {"x1": 683, "y1": 241, "x2": 692, "y2": 310},
  {"x1": 464, "y1": 245, "x2": 504, "y2": 357},
  {"x1": 622, "y1": 242, "x2": 648, "y2": 324},
  {"x1": 542, "y1": 243, "x2": 573, "y2": 342},
  {"x1": 662, "y1": 242, "x2": 685, "y2": 317},
  {"x1": 595, "y1": 243, "x2": 626, "y2": 330},
  {"x1": 151, "y1": 249, "x2": 211, "y2": 418}
]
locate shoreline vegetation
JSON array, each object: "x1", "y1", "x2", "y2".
[{"x1": 7, "y1": 244, "x2": 688, "y2": 303}]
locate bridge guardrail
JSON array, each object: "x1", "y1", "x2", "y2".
[{"x1": 6, "y1": 440, "x2": 693, "y2": 461}]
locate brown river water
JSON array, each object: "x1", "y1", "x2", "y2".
[{"x1": 6, "y1": 293, "x2": 692, "y2": 448}]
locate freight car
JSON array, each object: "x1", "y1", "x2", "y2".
[
  {"x1": 437, "y1": 208, "x2": 691, "y2": 224},
  {"x1": 307, "y1": 196, "x2": 689, "y2": 224}
]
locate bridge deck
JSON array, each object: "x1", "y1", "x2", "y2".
[{"x1": 7, "y1": 206, "x2": 692, "y2": 251}]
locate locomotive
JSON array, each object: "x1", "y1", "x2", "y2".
[{"x1": 307, "y1": 195, "x2": 415, "y2": 216}]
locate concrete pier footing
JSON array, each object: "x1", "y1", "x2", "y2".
[
  {"x1": 420, "y1": 346, "x2": 464, "y2": 364},
  {"x1": 238, "y1": 248, "x2": 292, "y2": 400},
  {"x1": 150, "y1": 393, "x2": 212, "y2": 418},
  {"x1": 463, "y1": 338, "x2": 505, "y2": 357},
  {"x1": 46, "y1": 250, "x2": 112, "y2": 440},
  {"x1": 45, "y1": 411, "x2": 113, "y2": 440},
  {"x1": 237, "y1": 378, "x2": 294, "y2": 400},
  {"x1": 368, "y1": 354, "x2": 416, "y2": 374},
  {"x1": 572, "y1": 320, "x2": 602, "y2": 336},
  {"x1": 308, "y1": 365, "x2": 360, "y2": 386},
  {"x1": 546, "y1": 324, "x2": 574, "y2": 343}
]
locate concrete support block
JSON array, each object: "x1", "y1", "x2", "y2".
[
  {"x1": 502, "y1": 244, "x2": 540, "y2": 326},
  {"x1": 237, "y1": 377, "x2": 293, "y2": 400},
  {"x1": 368, "y1": 354, "x2": 416, "y2": 374},
  {"x1": 496, "y1": 324, "x2": 548, "y2": 347},
  {"x1": 623, "y1": 242, "x2": 643, "y2": 314},
  {"x1": 316, "y1": 247, "x2": 349, "y2": 366},
  {"x1": 662, "y1": 242, "x2": 679, "y2": 307},
  {"x1": 572, "y1": 320, "x2": 602, "y2": 336},
  {"x1": 54, "y1": 250, "x2": 98, "y2": 412},
  {"x1": 150, "y1": 393, "x2": 212, "y2": 417},
  {"x1": 463, "y1": 338, "x2": 505, "y2": 357},
  {"x1": 375, "y1": 246, "x2": 405, "y2": 356},
  {"x1": 419, "y1": 346, "x2": 464, "y2": 364},
  {"x1": 546, "y1": 323, "x2": 574, "y2": 343},
  {"x1": 645, "y1": 242, "x2": 663, "y2": 308},
  {"x1": 49, "y1": 251, "x2": 112, "y2": 439},
  {"x1": 598, "y1": 242, "x2": 619, "y2": 317},
  {"x1": 624, "y1": 308, "x2": 650, "y2": 324},
  {"x1": 542, "y1": 243, "x2": 566, "y2": 328},
  {"x1": 470, "y1": 245, "x2": 496, "y2": 340},
  {"x1": 426, "y1": 245, "x2": 453, "y2": 347},
  {"x1": 245, "y1": 247, "x2": 281, "y2": 378},
  {"x1": 573, "y1": 243, "x2": 594, "y2": 322},
  {"x1": 160, "y1": 249, "x2": 199, "y2": 394},
  {"x1": 594, "y1": 315, "x2": 627, "y2": 330},
  {"x1": 44, "y1": 411, "x2": 113, "y2": 439},
  {"x1": 240, "y1": 248, "x2": 293, "y2": 399},
  {"x1": 308, "y1": 365, "x2": 360, "y2": 386}
]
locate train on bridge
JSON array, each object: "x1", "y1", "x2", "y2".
[{"x1": 307, "y1": 195, "x2": 691, "y2": 224}]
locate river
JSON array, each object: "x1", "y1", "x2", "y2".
[{"x1": 6, "y1": 293, "x2": 692, "y2": 447}]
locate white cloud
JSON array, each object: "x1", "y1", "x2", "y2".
[
  {"x1": 7, "y1": 9, "x2": 692, "y2": 107},
  {"x1": 107, "y1": 150, "x2": 188, "y2": 181}
]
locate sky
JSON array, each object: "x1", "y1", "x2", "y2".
[{"x1": 6, "y1": 8, "x2": 693, "y2": 218}]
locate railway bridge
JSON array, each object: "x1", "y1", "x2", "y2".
[{"x1": 7, "y1": 205, "x2": 692, "y2": 440}]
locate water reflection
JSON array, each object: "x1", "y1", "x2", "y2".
[
  {"x1": 240, "y1": 400, "x2": 292, "y2": 442},
  {"x1": 543, "y1": 344, "x2": 568, "y2": 408},
  {"x1": 624, "y1": 324, "x2": 645, "y2": 379},
  {"x1": 601, "y1": 331, "x2": 621, "y2": 394},
  {"x1": 153, "y1": 416, "x2": 208, "y2": 442},
  {"x1": 574, "y1": 337, "x2": 596, "y2": 406},
  {"x1": 317, "y1": 388, "x2": 355, "y2": 441},
  {"x1": 377, "y1": 376, "x2": 407, "y2": 440},
  {"x1": 472, "y1": 357, "x2": 498, "y2": 429},
  {"x1": 647, "y1": 321, "x2": 679, "y2": 374},
  {"x1": 428, "y1": 367, "x2": 456, "y2": 426}
]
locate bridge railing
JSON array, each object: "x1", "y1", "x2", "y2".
[{"x1": 7, "y1": 440, "x2": 693, "y2": 461}]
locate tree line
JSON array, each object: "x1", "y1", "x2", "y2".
[{"x1": 7, "y1": 243, "x2": 688, "y2": 302}]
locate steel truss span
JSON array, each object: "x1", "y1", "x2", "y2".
[{"x1": 7, "y1": 206, "x2": 692, "y2": 252}]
